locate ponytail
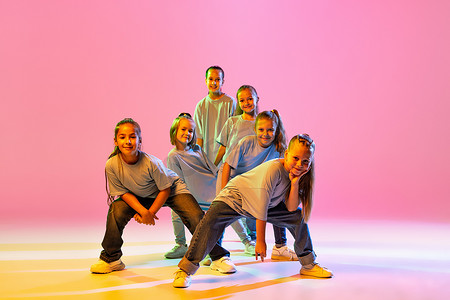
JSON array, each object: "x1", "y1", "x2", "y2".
[{"x1": 271, "y1": 109, "x2": 287, "y2": 155}]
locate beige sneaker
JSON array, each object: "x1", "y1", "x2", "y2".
[
  {"x1": 90, "y1": 259, "x2": 125, "y2": 274},
  {"x1": 210, "y1": 257, "x2": 237, "y2": 273},
  {"x1": 271, "y1": 245, "x2": 298, "y2": 261},
  {"x1": 173, "y1": 269, "x2": 191, "y2": 288},
  {"x1": 300, "y1": 263, "x2": 333, "y2": 278}
]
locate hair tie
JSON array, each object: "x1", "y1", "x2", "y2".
[{"x1": 178, "y1": 112, "x2": 192, "y2": 118}]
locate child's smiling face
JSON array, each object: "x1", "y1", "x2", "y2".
[
  {"x1": 205, "y1": 69, "x2": 224, "y2": 94},
  {"x1": 284, "y1": 141, "x2": 313, "y2": 177},
  {"x1": 256, "y1": 118, "x2": 276, "y2": 148},
  {"x1": 115, "y1": 123, "x2": 141, "y2": 159},
  {"x1": 176, "y1": 118, "x2": 195, "y2": 149},
  {"x1": 238, "y1": 89, "x2": 257, "y2": 114}
]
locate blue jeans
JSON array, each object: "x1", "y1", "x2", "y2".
[
  {"x1": 99, "y1": 193, "x2": 230, "y2": 262},
  {"x1": 171, "y1": 210, "x2": 186, "y2": 245},
  {"x1": 245, "y1": 218, "x2": 287, "y2": 246},
  {"x1": 178, "y1": 200, "x2": 316, "y2": 275},
  {"x1": 171, "y1": 210, "x2": 251, "y2": 246}
]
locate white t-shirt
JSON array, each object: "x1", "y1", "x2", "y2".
[
  {"x1": 216, "y1": 115, "x2": 255, "y2": 163},
  {"x1": 194, "y1": 93, "x2": 236, "y2": 163},
  {"x1": 215, "y1": 159, "x2": 290, "y2": 221},
  {"x1": 105, "y1": 152, "x2": 190, "y2": 198},
  {"x1": 167, "y1": 145, "x2": 217, "y2": 209}
]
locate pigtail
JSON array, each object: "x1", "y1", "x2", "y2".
[
  {"x1": 105, "y1": 171, "x2": 115, "y2": 205},
  {"x1": 271, "y1": 109, "x2": 287, "y2": 156}
]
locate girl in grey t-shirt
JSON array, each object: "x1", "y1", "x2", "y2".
[
  {"x1": 173, "y1": 134, "x2": 333, "y2": 288},
  {"x1": 90, "y1": 118, "x2": 231, "y2": 274}
]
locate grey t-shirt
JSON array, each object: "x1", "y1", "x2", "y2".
[
  {"x1": 167, "y1": 145, "x2": 217, "y2": 209},
  {"x1": 105, "y1": 152, "x2": 190, "y2": 198},
  {"x1": 215, "y1": 159, "x2": 290, "y2": 221},
  {"x1": 216, "y1": 115, "x2": 255, "y2": 163},
  {"x1": 225, "y1": 135, "x2": 281, "y2": 178},
  {"x1": 194, "y1": 93, "x2": 236, "y2": 163}
]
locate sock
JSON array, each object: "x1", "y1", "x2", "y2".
[{"x1": 302, "y1": 263, "x2": 316, "y2": 270}]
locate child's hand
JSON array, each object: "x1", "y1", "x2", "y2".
[
  {"x1": 134, "y1": 213, "x2": 143, "y2": 224},
  {"x1": 289, "y1": 171, "x2": 301, "y2": 185},
  {"x1": 255, "y1": 241, "x2": 267, "y2": 262},
  {"x1": 135, "y1": 211, "x2": 159, "y2": 226},
  {"x1": 289, "y1": 166, "x2": 311, "y2": 183}
]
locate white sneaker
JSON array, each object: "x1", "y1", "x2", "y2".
[
  {"x1": 173, "y1": 269, "x2": 191, "y2": 288},
  {"x1": 210, "y1": 257, "x2": 237, "y2": 274},
  {"x1": 90, "y1": 259, "x2": 125, "y2": 274},
  {"x1": 244, "y1": 241, "x2": 256, "y2": 256},
  {"x1": 164, "y1": 244, "x2": 188, "y2": 259},
  {"x1": 201, "y1": 254, "x2": 212, "y2": 266},
  {"x1": 271, "y1": 245, "x2": 298, "y2": 261}
]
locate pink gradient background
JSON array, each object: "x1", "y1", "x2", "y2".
[{"x1": 1, "y1": 0, "x2": 449, "y2": 227}]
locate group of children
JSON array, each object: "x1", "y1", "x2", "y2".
[{"x1": 90, "y1": 66, "x2": 333, "y2": 288}]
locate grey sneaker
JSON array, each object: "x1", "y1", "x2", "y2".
[
  {"x1": 173, "y1": 269, "x2": 191, "y2": 288},
  {"x1": 90, "y1": 259, "x2": 125, "y2": 274},
  {"x1": 201, "y1": 254, "x2": 212, "y2": 266},
  {"x1": 244, "y1": 241, "x2": 256, "y2": 256},
  {"x1": 210, "y1": 257, "x2": 237, "y2": 274},
  {"x1": 164, "y1": 244, "x2": 188, "y2": 259}
]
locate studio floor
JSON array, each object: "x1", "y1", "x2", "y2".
[{"x1": 1, "y1": 214, "x2": 449, "y2": 300}]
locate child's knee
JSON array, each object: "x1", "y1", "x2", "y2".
[
  {"x1": 109, "y1": 200, "x2": 132, "y2": 221},
  {"x1": 191, "y1": 210, "x2": 204, "y2": 225}
]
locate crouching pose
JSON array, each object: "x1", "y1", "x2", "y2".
[
  {"x1": 173, "y1": 134, "x2": 333, "y2": 288},
  {"x1": 90, "y1": 118, "x2": 232, "y2": 274}
]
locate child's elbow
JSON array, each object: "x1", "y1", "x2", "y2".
[{"x1": 287, "y1": 206, "x2": 297, "y2": 212}]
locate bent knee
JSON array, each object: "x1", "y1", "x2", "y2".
[{"x1": 109, "y1": 200, "x2": 134, "y2": 219}]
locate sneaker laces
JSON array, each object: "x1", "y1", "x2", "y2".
[
  {"x1": 174, "y1": 269, "x2": 189, "y2": 278},
  {"x1": 220, "y1": 257, "x2": 232, "y2": 263}
]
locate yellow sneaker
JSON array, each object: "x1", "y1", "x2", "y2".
[
  {"x1": 173, "y1": 269, "x2": 191, "y2": 288},
  {"x1": 300, "y1": 263, "x2": 333, "y2": 278},
  {"x1": 90, "y1": 259, "x2": 125, "y2": 274}
]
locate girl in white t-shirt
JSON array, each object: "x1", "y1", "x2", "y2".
[
  {"x1": 90, "y1": 118, "x2": 232, "y2": 274},
  {"x1": 173, "y1": 134, "x2": 333, "y2": 288}
]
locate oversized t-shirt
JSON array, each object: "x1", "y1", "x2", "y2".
[
  {"x1": 225, "y1": 135, "x2": 281, "y2": 178},
  {"x1": 194, "y1": 93, "x2": 236, "y2": 163},
  {"x1": 216, "y1": 115, "x2": 255, "y2": 163},
  {"x1": 105, "y1": 152, "x2": 190, "y2": 198},
  {"x1": 214, "y1": 159, "x2": 291, "y2": 221},
  {"x1": 167, "y1": 145, "x2": 217, "y2": 209}
]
